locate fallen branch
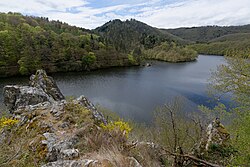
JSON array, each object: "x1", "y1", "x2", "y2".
[{"x1": 171, "y1": 153, "x2": 222, "y2": 167}]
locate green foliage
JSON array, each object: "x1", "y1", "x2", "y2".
[
  {"x1": 210, "y1": 57, "x2": 250, "y2": 107},
  {"x1": 0, "y1": 12, "x2": 131, "y2": 77},
  {"x1": 127, "y1": 53, "x2": 136, "y2": 64},
  {"x1": 153, "y1": 97, "x2": 204, "y2": 153},
  {"x1": 190, "y1": 40, "x2": 250, "y2": 57},
  {"x1": 230, "y1": 112, "x2": 250, "y2": 165},
  {"x1": 95, "y1": 19, "x2": 189, "y2": 53},
  {"x1": 165, "y1": 25, "x2": 250, "y2": 43},
  {"x1": 145, "y1": 42, "x2": 198, "y2": 62},
  {"x1": 82, "y1": 52, "x2": 96, "y2": 66},
  {"x1": 208, "y1": 55, "x2": 250, "y2": 166},
  {"x1": 101, "y1": 120, "x2": 132, "y2": 138},
  {"x1": 64, "y1": 101, "x2": 91, "y2": 126}
]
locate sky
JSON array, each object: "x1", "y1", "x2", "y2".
[{"x1": 0, "y1": 0, "x2": 250, "y2": 29}]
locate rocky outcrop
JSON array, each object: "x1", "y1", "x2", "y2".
[
  {"x1": 2, "y1": 70, "x2": 127, "y2": 167},
  {"x1": 3, "y1": 70, "x2": 63, "y2": 113},
  {"x1": 29, "y1": 70, "x2": 64, "y2": 101},
  {"x1": 3, "y1": 85, "x2": 51, "y2": 113},
  {"x1": 3, "y1": 69, "x2": 107, "y2": 125}
]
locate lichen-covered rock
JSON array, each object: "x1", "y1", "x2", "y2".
[
  {"x1": 3, "y1": 85, "x2": 51, "y2": 112},
  {"x1": 61, "y1": 149, "x2": 79, "y2": 160},
  {"x1": 3, "y1": 70, "x2": 65, "y2": 113},
  {"x1": 42, "y1": 132, "x2": 79, "y2": 162},
  {"x1": 30, "y1": 69, "x2": 65, "y2": 101}
]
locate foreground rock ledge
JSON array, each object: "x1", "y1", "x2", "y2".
[{"x1": 2, "y1": 69, "x2": 126, "y2": 167}]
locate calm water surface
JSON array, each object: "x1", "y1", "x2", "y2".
[{"x1": 0, "y1": 55, "x2": 226, "y2": 123}]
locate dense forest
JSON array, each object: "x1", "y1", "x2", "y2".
[
  {"x1": 0, "y1": 13, "x2": 199, "y2": 77},
  {"x1": 164, "y1": 24, "x2": 250, "y2": 43},
  {"x1": 95, "y1": 19, "x2": 197, "y2": 63},
  {"x1": 0, "y1": 12, "x2": 136, "y2": 77},
  {"x1": 164, "y1": 25, "x2": 250, "y2": 57}
]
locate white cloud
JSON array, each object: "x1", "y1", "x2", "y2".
[
  {"x1": 0, "y1": 0, "x2": 250, "y2": 29},
  {"x1": 137, "y1": 0, "x2": 250, "y2": 28}
]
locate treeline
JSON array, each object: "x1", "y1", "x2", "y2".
[
  {"x1": 145, "y1": 42, "x2": 197, "y2": 62},
  {"x1": 0, "y1": 12, "x2": 134, "y2": 77},
  {"x1": 189, "y1": 39, "x2": 250, "y2": 57},
  {"x1": 164, "y1": 24, "x2": 250, "y2": 57},
  {"x1": 164, "y1": 24, "x2": 250, "y2": 43}
]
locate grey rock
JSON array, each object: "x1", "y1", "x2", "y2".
[
  {"x1": 74, "y1": 96, "x2": 107, "y2": 124},
  {"x1": 30, "y1": 69, "x2": 64, "y2": 101},
  {"x1": 43, "y1": 132, "x2": 79, "y2": 162},
  {"x1": 50, "y1": 100, "x2": 66, "y2": 117},
  {"x1": 61, "y1": 149, "x2": 79, "y2": 160},
  {"x1": 3, "y1": 85, "x2": 51, "y2": 113},
  {"x1": 3, "y1": 69, "x2": 64, "y2": 113}
]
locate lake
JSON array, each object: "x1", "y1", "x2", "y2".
[{"x1": 0, "y1": 55, "x2": 226, "y2": 123}]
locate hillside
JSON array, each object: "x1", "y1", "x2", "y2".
[
  {"x1": 0, "y1": 13, "x2": 200, "y2": 77},
  {"x1": 163, "y1": 25, "x2": 250, "y2": 57},
  {"x1": 95, "y1": 19, "x2": 197, "y2": 62},
  {"x1": 0, "y1": 12, "x2": 137, "y2": 77},
  {"x1": 95, "y1": 19, "x2": 189, "y2": 52},
  {"x1": 164, "y1": 24, "x2": 250, "y2": 43}
]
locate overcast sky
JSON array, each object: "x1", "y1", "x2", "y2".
[{"x1": 0, "y1": 0, "x2": 250, "y2": 29}]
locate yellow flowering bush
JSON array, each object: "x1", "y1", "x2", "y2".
[
  {"x1": 100, "y1": 120, "x2": 132, "y2": 137},
  {"x1": 0, "y1": 117, "x2": 19, "y2": 130}
]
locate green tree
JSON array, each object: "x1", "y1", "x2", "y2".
[
  {"x1": 209, "y1": 56, "x2": 250, "y2": 166},
  {"x1": 82, "y1": 52, "x2": 96, "y2": 69}
]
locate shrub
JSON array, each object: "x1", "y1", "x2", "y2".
[
  {"x1": 127, "y1": 54, "x2": 136, "y2": 64},
  {"x1": 100, "y1": 120, "x2": 132, "y2": 138},
  {"x1": 82, "y1": 52, "x2": 96, "y2": 66},
  {"x1": 0, "y1": 117, "x2": 19, "y2": 130}
]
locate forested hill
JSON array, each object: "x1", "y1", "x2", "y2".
[
  {"x1": 0, "y1": 14, "x2": 198, "y2": 77},
  {"x1": 162, "y1": 25, "x2": 250, "y2": 57},
  {"x1": 94, "y1": 19, "x2": 197, "y2": 63},
  {"x1": 94, "y1": 19, "x2": 190, "y2": 52},
  {"x1": 0, "y1": 12, "x2": 135, "y2": 77},
  {"x1": 163, "y1": 24, "x2": 250, "y2": 43}
]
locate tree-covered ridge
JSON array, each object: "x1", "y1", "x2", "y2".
[
  {"x1": 164, "y1": 24, "x2": 250, "y2": 43},
  {"x1": 0, "y1": 12, "x2": 134, "y2": 77},
  {"x1": 95, "y1": 19, "x2": 197, "y2": 63},
  {"x1": 163, "y1": 25, "x2": 250, "y2": 57},
  {"x1": 95, "y1": 19, "x2": 190, "y2": 51}
]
